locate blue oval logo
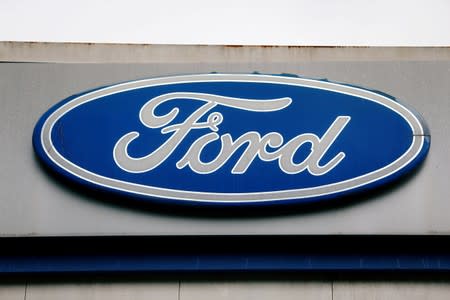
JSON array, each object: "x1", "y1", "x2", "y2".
[{"x1": 33, "y1": 74, "x2": 430, "y2": 206}]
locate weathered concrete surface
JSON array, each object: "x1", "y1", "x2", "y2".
[{"x1": 0, "y1": 42, "x2": 449, "y2": 63}]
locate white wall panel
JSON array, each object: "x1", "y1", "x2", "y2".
[
  {"x1": 0, "y1": 283, "x2": 25, "y2": 300},
  {"x1": 180, "y1": 281, "x2": 331, "y2": 300},
  {"x1": 334, "y1": 281, "x2": 450, "y2": 300},
  {"x1": 26, "y1": 282, "x2": 178, "y2": 300}
]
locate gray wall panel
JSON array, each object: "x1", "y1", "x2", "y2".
[
  {"x1": 180, "y1": 281, "x2": 331, "y2": 300},
  {"x1": 0, "y1": 283, "x2": 25, "y2": 300},
  {"x1": 333, "y1": 281, "x2": 450, "y2": 300},
  {"x1": 0, "y1": 51, "x2": 448, "y2": 236},
  {"x1": 27, "y1": 282, "x2": 178, "y2": 300}
]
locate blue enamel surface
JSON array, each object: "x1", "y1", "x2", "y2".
[
  {"x1": 1, "y1": 236, "x2": 449, "y2": 273},
  {"x1": 2, "y1": 254, "x2": 450, "y2": 273},
  {"x1": 33, "y1": 75, "x2": 429, "y2": 206}
]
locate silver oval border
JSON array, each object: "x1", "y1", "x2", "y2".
[{"x1": 39, "y1": 74, "x2": 428, "y2": 203}]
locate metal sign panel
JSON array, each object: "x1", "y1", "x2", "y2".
[
  {"x1": 1, "y1": 44, "x2": 449, "y2": 237},
  {"x1": 33, "y1": 74, "x2": 429, "y2": 206}
]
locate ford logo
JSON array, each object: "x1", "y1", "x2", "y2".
[{"x1": 33, "y1": 74, "x2": 430, "y2": 206}]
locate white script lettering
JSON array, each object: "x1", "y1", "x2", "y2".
[{"x1": 113, "y1": 93, "x2": 350, "y2": 175}]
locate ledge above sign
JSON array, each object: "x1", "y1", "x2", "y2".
[{"x1": 33, "y1": 74, "x2": 430, "y2": 206}]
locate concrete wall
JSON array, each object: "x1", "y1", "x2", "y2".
[
  {"x1": 1, "y1": 43, "x2": 450, "y2": 298},
  {"x1": 0, "y1": 44, "x2": 449, "y2": 236},
  {"x1": 1, "y1": 278, "x2": 450, "y2": 300},
  {"x1": 1, "y1": 42, "x2": 449, "y2": 63}
]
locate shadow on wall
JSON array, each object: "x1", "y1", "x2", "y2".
[{"x1": 32, "y1": 149, "x2": 429, "y2": 220}]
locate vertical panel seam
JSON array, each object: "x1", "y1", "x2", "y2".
[
  {"x1": 331, "y1": 280, "x2": 334, "y2": 300},
  {"x1": 23, "y1": 281, "x2": 27, "y2": 300}
]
